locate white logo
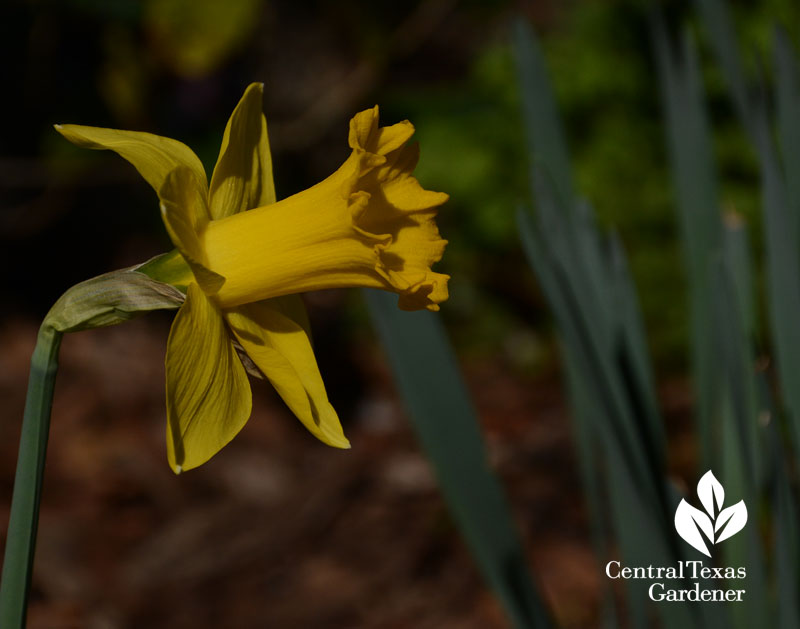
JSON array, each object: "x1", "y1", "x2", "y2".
[{"x1": 674, "y1": 470, "x2": 748, "y2": 557}]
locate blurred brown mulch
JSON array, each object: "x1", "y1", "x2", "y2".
[{"x1": 0, "y1": 313, "x2": 612, "y2": 629}]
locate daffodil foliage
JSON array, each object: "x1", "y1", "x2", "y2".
[{"x1": 56, "y1": 84, "x2": 448, "y2": 472}]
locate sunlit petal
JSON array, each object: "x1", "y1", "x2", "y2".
[
  {"x1": 54, "y1": 124, "x2": 208, "y2": 199},
  {"x1": 165, "y1": 283, "x2": 252, "y2": 472},
  {"x1": 208, "y1": 82, "x2": 276, "y2": 219},
  {"x1": 225, "y1": 300, "x2": 350, "y2": 449},
  {"x1": 159, "y1": 167, "x2": 225, "y2": 294}
]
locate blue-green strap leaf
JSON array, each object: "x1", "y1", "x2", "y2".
[{"x1": 364, "y1": 288, "x2": 552, "y2": 629}]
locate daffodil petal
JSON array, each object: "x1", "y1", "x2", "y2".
[
  {"x1": 54, "y1": 123, "x2": 208, "y2": 198},
  {"x1": 165, "y1": 283, "x2": 252, "y2": 473},
  {"x1": 159, "y1": 167, "x2": 208, "y2": 256},
  {"x1": 159, "y1": 167, "x2": 225, "y2": 294},
  {"x1": 224, "y1": 300, "x2": 350, "y2": 449},
  {"x1": 208, "y1": 83, "x2": 276, "y2": 219}
]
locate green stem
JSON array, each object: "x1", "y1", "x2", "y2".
[{"x1": 0, "y1": 324, "x2": 62, "y2": 628}]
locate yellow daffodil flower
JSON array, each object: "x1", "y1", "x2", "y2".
[{"x1": 55, "y1": 83, "x2": 448, "y2": 473}]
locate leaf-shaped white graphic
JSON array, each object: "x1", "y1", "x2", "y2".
[
  {"x1": 697, "y1": 470, "x2": 724, "y2": 516},
  {"x1": 715, "y1": 500, "x2": 748, "y2": 543},
  {"x1": 675, "y1": 499, "x2": 714, "y2": 557}
]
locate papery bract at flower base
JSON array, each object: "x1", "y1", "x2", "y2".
[{"x1": 56, "y1": 83, "x2": 449, "y2": 473}]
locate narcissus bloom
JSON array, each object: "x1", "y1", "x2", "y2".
[{"x1": 56, "y1": 83, "x2": 448, "y2": 473}]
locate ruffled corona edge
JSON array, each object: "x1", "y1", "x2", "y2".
[{"x1": 342, "y1": 106, "x2": 450, "y2": 312}]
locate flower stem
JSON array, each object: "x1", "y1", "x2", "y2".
[{"x1": 0, "y1": 324, "x2": 62, "y2": 628}]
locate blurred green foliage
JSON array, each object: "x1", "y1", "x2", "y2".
[
  {"x1": 534, "y1": 0, "x2": 798, "y2": 371},
  {"x1": 515, "y1": 1, "x2": 800, "y2": 624},
  {"x1": 390, "y1": 0, "x2": 800, "y2": 373}
]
